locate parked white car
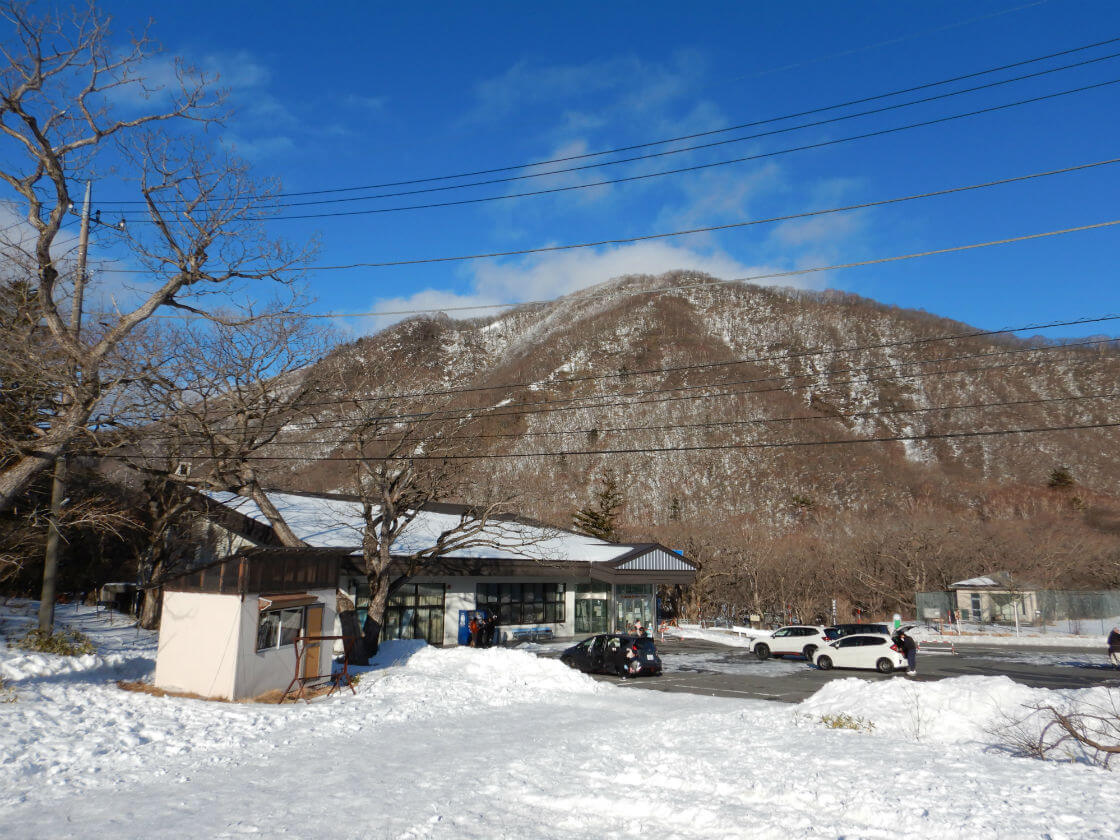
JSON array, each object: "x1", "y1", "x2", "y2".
[
  {"x1": 752, "y1": 625, "x2": 836, "y2": 661},
  {"x1": 812, "y1": 633, "x2": 907, "y2": 674}
]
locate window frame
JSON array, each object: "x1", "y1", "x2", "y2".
[
  {"x1": 256, "y1": 606, "x2": 306, "y2": 652},
  {"x1": 477, "y1": 582, "x2": 566, "y2": 626}
]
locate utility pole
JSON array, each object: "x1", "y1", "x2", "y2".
[{"x1": 38, "y1": 181, "x2": 92, "y2": 633}]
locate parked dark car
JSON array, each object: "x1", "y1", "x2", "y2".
[
  {"x1": 560, "y1": 634, "x2": 662, "y2": 677},
  {"x1": 827, "y1": 623, "x2": 890, "y2": 638}
]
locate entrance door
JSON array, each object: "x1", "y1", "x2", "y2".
[
  {"x1": 617, "y1": 595, "x2": 653, "y2": 633},
  {"x1": 575, "y1": 598, "x2": 609, "y2": 634},
  {"x1": 302, "y1": 604, "x2": 324, "y2": 679}
]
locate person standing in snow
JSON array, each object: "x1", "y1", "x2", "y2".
[
  {"x1": 483, "y1": 611, "x2": 497, "y2": 647},
  {"x1": 468, "y1": 615, "x2": 480, "y2": 648},
  {"x1": 1108, "y1": 626, "x2": 1120, "y2": 668},
  {"x1": 895, "y1": 629, "x2": 918, "y2": 675}
]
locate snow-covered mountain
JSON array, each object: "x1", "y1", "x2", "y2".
[{"x1": 272, "y1": 271, "x2": 1120, "y2": 531}]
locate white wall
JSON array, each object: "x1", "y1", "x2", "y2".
[{"x1": 154, "y1": 591, "x2": 242, "y2": 700}]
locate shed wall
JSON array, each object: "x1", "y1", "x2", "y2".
[
  {"x1": 233, "y1": 587, "x2": 337, "y2": 700},
  {"x1": 154, "y1": 591, "x2": 242, "y2": 700}
]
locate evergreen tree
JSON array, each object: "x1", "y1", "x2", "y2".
[
  {"x1": 572, "y1": 470, "x2": 625, "y2": 541},
  {"x1": 1048, "y1": 467, "x2": 1075, "y2": 489}
]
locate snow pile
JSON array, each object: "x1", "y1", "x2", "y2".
[
  {"x1": 798, "y1": 675, "x2": 1039, "y2": 743},
  {"x1": 911, "y1": 622, "x2": 1115, "y2": 648},
  {"x1": 0, "y1": 649, "x2": 150, "y2": 683},
  {"x1": 354, "y1": 643, "x2": 603, "y2": 713},
  {"x1": 662, "y1": 623, "x2": 763, "y2": 647},
  {"x1": 797, "y1": 675, "x2": 1120, "y2": 748}
]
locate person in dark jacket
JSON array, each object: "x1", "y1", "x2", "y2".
[
  {"x1": 896, "y1": 629, "x2": 918, "y2": 675},
  {"x1": 1108, "y1": 626, "x2": 1120, "y2": 668},
  {"x1": 483, "y1": 611, "x2": 498, "y2": 648}
]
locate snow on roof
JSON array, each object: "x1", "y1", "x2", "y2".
[
  {"x1": 206, "y1": 491, "x2": 637, "y2": 564},
  {"x1": 951, "y1": 576, "x2": 1002, "y2": 588}
]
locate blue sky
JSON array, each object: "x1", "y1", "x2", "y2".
[{"x1": 49, "y1": 1, "x2": 1120, "y2": 337}]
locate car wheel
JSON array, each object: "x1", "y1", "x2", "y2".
[
  {"x1": 802, "y1": 644, "x2": 817, "y2": 660},
  {"x1": 817, "y1": 655, "x2": 833, "y2": 670},
  {"x1": 754, "y1": 643, "x2": 770, "y2": 660},
  {"x1": 876, "y1": 658, "x2": 894, "y2": 674}
]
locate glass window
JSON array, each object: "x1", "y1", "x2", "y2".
[
  {"x1": 257, "y1": 607, "x2": 304, "y2": 651},
  {"x1": 477, "y1": 582, "x2": 565, "y2": 625},
  {"x1": 381, "y1": 584, "x2": 446, "y2": 646},
  {"x1": 280, "y1": 609, "x2": 303, "y2": 646},
  {"x1": 575, "y1": 582, "x2": 611, "y2": 596},
  {"x1": 257, "y1": 612, "x2": 281, "y2": 650},
  {"x1": 617, "y1": 584, "x2": 651, "y2": 596}
]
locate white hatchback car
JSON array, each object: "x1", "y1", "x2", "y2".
[
  {"x1": 752, "y1": 625, "x2": 835, "y2": 661},
  {"x1": 812, "y1": 633, "x2": 907, "y2": 674}
]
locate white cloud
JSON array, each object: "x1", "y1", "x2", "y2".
[{"x1": 352, "y1": 240, "x2": 795, "y2": 334}]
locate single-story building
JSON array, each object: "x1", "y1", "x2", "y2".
[
  {"x1": 153, "y1": 547, "x2": 341, "y2": 701},
  {"x1": 152, "y1": 490, "x2": 697, "y2": 699},
  {"x1": 948, "y1": 572, "x2": 1040, "y2": 623}
]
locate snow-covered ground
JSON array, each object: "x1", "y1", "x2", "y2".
[
  {"x1": 661, "y1": 623, "x2": 765, "y2": 647},
  {"x1": 3, "y1": 601, "x2": 1120, "y2": 838},
  {"x1": 913, "y1": 618, "x2": 1118, "y2": 648}
]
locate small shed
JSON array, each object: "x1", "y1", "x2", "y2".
[
  {"x1": 949, "y1": 572, "x2": 1040, "y2": 623},
  {"x1": 153, "y1": 548, "x2": 343, "y2": 701}
]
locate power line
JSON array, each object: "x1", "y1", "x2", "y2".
[
  {"x1": 146, "y1": 339, "x2": 1117, "y2": 435},
  {"x1": 122, "y1": 314, "x2": 1120, "y2": 447},
  {"x1": 158, "y1": 392, "x2": 1120, "y2": 450},
  {"x1": 105, "y1": 420, "x2": 1120, "y2": 463},
  {"x1": 280, "y1": 332, "x2": 1120, "y2": 423},
  {"x1": 255, "y1": 159, "x2": 1120, "y2": 269},
  {"x1": 108, "y1": 75, "x2": 1120, "y2": 222},
  {"x1": 89, "y1": 218, "x2": 1120, "y2": 317},
  {"x1": 89, "y1": 158, "x2": 1120, "y2": 276},
  {"x1": 96, "y1": 34, "x2": 1120, "y2": 205}
]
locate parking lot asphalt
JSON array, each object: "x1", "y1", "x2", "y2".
[{"x1": 538, "y1": 636, "x2": 1120, "y2": 704}]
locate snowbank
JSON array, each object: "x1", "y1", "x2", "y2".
[
  {"x1": 661, "y1": 623, "x2": 764, "y2": 647},
  {"x1": 3, "y1": 602, "x2": 1120, "y2": 838}
]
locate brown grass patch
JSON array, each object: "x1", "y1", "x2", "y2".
[{"x1": 116, "y1": 679, "x2": 342, "y2": 704}]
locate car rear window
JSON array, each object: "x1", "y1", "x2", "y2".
[{"x1": 633, "y1": 639, "x2": 658, "y2": 652}]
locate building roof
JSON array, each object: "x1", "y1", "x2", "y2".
[
  {"x1": 949, "y1": 571, "x2": 1038, "y2": 590},
  {"x1": 204, "y1": 490, "x2": 686, "y2": 567},
  {"x1": 951, "y1": 576, "x2": 1004, "y2": 588}
]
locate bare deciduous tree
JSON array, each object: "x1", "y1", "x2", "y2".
[
  {"x1": 0, "y1": 1, "x2": 308, "y2": 510},
  {"x1": 324, "y1": 356, "x2": 532, "y2": 658},
  {"x1": 121, "y1": 310, "x2": 332, "y2": 548}
]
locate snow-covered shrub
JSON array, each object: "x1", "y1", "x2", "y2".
[{"x1": 12, "y1": 627, "x2": 96, "y2": 656}]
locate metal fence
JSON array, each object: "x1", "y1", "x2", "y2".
[{"x1": 917, "y1": 589, "x2": 1120, "y2": 636}]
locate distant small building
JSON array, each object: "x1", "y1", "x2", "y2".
[
  {"x1": 918, "y1": 575, "x2": 1120, "y2": 631},
  {"x1": 153, "y1": 490, "x2": 697, "y2": 699},
  {"x1": 947, "y1": 572, "x2": 1039, "y2": 623}
]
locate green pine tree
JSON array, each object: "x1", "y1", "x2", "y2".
[{"x1": 572, "y1": 470, "x2": 625, "y2": 541}]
